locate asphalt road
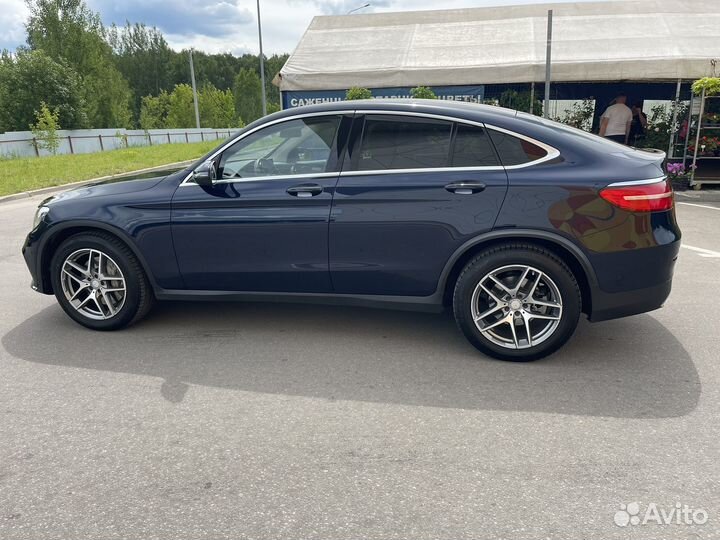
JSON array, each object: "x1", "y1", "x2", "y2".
[{"x1": 1, "y1": 192, "x2": 719, "y2": 539}]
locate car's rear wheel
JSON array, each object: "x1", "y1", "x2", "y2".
[
  {"x1": 453, "y1": 244, "x2": 581, "y2": 361},
  {"x1": 50, "y1": 232, "x2": 154, "y2": 330}
]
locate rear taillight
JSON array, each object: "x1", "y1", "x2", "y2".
[{"x1": 599, "y1": 179, "x2": 674, "y2": 212}]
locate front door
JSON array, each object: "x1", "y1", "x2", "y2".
[
  {"x1": 172, "y1": 113, "x2": 350, "y2": 292},
  {"x1": 329, "y1": 113, "x2": 509, "y2": 296}
]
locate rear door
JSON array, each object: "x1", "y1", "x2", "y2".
[{"x1": 329, "y1": 113, "x2": 508, "y2": 296}]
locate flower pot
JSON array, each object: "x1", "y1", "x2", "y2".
[{"x1": 670, "y1": 177, "x2": 690, "y2": 191}]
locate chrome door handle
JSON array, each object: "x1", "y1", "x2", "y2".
[
  {"x1": 445, "y1": 181, "x2": 487, "y2": 195},
  {"x1": 287, "y1": 184, "x2": 323, "y2": 198}
]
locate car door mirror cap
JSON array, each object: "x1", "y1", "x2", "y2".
[{"x1": 194, "y1": 159, "x2": 218, "y2": 187}]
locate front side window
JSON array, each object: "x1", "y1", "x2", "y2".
[
  {"x1": 487, "y1": 129, "x2": 548, "y2": 166},
  {"x1": 355, "y1": 115, "x2": 452, "y2": 171},
  {"x1": 218, "y1": 115, "x2": 340, "y2": 179}
]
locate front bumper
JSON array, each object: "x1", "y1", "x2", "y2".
[{"x1": 22, "y1": 224, "x2": 51, "y2": 294}]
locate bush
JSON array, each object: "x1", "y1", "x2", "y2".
[
  {"x1": 551, "y1": 99, "x2": 595, "y2": 131},
  {"x1": 410, "y1": 86, "x2": 437, "y2": 99},
  {"x1": 345, "y1": 87, "x2": 373, "y2": 100},
  {"x1": 30, "y1": 102, "x2": 61, "y2": 155},
  {"x1": 498, "y1": 89, "x2": 542, "y2": 115}
]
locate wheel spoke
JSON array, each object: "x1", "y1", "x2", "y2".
[
  {"x1": 63, "y1": 268, "x2": 85, "y2": 285},
  {"x1": 521, "y1": 312, "x2": 533, "y2": 347},
  {"x1": 528, "y1": 312, "x2": 561, "y2": 321},
  {"x1": 480, "y1": 282, "x2": 503, "y2": 303},
  {"x1": 529, "y1": 298, "x2": 561, "y2": 309},
  {"x1": 479, "y1": 313, "x2": 512, "y2": 333},
  {"x1": 509, "y1": 318, "x2": 520, "y2": 348},
  {"x1": 91, "y1": 292, "x2": 105, "y2": 317},
  {"x1": 474, "y1": 304, "x2": 504, "y2": 322},
  {"x1": 100, "y1": 290, "x2": 115, "y2": 316},
  {"x1": 511, "y1": 266, "x2": 531, "y2": 296},
  {"x1": 75, "y1": 293, "x2": 94, "y2": 309},
  {"x1": 69, "y1": 283, "x2": 90, "y2": 302},
  {"x1": 527, "y1": 272, "x2": 542, "y2": 299},
  {"x1": 65, "y1": 260, "x2": 89, "y2": 277},
  {"x1": 488, "y1": 275, "x2": 513, "y2": 297}
]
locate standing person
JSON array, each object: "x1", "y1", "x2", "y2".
[
  {"x1": 599, "y1": 93, "x2": 632, "y2": 144},
  {"x1": 628, "y1": 101, "x2": 648, "y2": 146}
]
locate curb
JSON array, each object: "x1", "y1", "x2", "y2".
[{"x1": 0, "y1": 160, "x2": 194, "y2": 204}]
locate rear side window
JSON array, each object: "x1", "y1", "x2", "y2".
[
  {"x1": 451, "y1": 124, "x2": 499, "y2": 167},
  {"x1": 488, "y1": 130, "x2": 548, "y2": 166},
  {"x1": 355, "y1": 115, "x2": 452, "y2": 170}
]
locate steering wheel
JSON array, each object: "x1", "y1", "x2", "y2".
[{"x1": 253, "y1": 158, "x2": 276, "y2": 175}]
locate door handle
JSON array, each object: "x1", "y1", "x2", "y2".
[
  {"x1": 445, "y1": 181, "x2": 487, "y2": 195},
  {"x1": 287, "y1": 183, "x2": 324, "y2": 198}
]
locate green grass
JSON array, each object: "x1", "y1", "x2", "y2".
[{"x1": 0, "y1": 140, "x2": 219, "y2": 197}]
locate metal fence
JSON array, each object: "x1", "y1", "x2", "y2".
[{"x1": 0, "y1": 128, "x2": 235, "y2": 158}]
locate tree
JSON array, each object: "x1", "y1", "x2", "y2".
[
  {"x1": 498, "y1": 89, "x2": 542, "y2": 115},
  {"x1": 107, "y1": 22, "x2": 174, "y2": 120},
  {"x1": 166, "y1": 84, "x2": 196, "y2": 128},
  {"x1": 233, "y1": 68, "x2": 263, "y2": 124},
  {"x1": 30, "y1": 101, "x2": 61, "y2": 154},
  {"x1": 410, "y1": 86, "x2": 436, "y2": 99},
  {"x1": 0, "y1": 49, "x2": 87, "y2": 132},
  {"x1": 139, "y1": 91, "x2": 171, "y2": 130},
  {"x1": 346, "y1": 87, "x2": 372, "y2": 100},
  {"x1": 199, "y1": 84, "x2": 236, "y2": 128},
  {"x1": 25, "y1": 0, "x2": 133, "y2": 128}
]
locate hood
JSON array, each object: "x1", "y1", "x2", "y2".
[{"x1": 46, "y1": 166, "x2": 187, "y2": 205}]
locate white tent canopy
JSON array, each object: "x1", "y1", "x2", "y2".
[{"x1": 275, "y1": 0, "x2": 720, "y2": 91}]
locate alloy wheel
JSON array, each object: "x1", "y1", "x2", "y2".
[
  {"x1": 60, "y1": 248, "x2": 126, "y2": 320},
  {"x1": 471, "y1": 264, "x2": 563, "y2": 349}
]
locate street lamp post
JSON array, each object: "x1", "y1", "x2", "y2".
[
  {"x1": 189, "y1": 48, "x2": 201, "y2": 129},
  {"x1": 256, "y1": 0, "x2": 267, "y2": 117},
  {"x1": 348, "y1": 3, "x2": 370, "y2": 14}
]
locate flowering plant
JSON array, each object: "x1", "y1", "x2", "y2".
[
  {"x1": 666, "y1": 162, "x2": 695, "y2": 179},
  {"x1": 704, "y1": 112, "x2": 720, "y2": 125},
  {"x1": 688, "y1": 136, "x2": 719, "y2": 154}
]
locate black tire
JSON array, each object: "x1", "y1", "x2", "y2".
[
  {"x1": 50, "y1": 231, "x2": 154, "y2": 330},
  {"x1": 453, "y1": 243, "x2": 581, "y2": 361}
]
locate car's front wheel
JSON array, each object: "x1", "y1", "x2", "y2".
[
  {"x1": 453, "y1": 243, "x2": 581, "y2": 361},
  {"x1": 50, "y1": 232, "x2": 154, "y2": 330}
]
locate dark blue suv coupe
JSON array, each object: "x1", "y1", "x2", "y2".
[{"x1": 23, "y1": 100, "x2": 680, "y2": 361}]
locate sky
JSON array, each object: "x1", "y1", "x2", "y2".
[{"x1": 1, "y1": 0, "x2": 600, "y2": 56}]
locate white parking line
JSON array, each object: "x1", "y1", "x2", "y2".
[
  {"x1": 682, "y1": 244, "x2": 720, "y2": 258},
  {"x1": 677, "y1": 202, "x2": 720, "y2": 211}
]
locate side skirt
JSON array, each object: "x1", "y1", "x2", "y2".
[{"x1": 154, "y1": 289, "x2": 445, "y2": 313}]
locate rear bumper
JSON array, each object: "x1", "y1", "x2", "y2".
[
  {"x1": 587, "y1": 239, "x2": 680, "y2": 322},
  {"x1": 589, "y1": 278, "x2": 672, "y2": 322}
]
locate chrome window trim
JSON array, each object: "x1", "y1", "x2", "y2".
[
  {"x1": 606, "y1": 176, "x2": 667, "y2": 187},
  {"x1": 179, "y1": 107, "x2": 561, "y2": 187}
]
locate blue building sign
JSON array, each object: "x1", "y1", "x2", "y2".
[{"x1": 282, "y1": 85, "x2": 485, "y2": 109}]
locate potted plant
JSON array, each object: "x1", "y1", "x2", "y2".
[
  {"x1": 692, "y1": 77, "x2": 720, "y2": 96},
  {"x1": 665, "y1": 162, "x2": 695, "y2": 190},
  {"x1": 688, "y1": 136, "x2": 720, "y2": 156}
]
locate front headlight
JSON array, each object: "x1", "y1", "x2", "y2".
[{"x1": 32, "y1": 206, "x2": 50, "y2": 230}]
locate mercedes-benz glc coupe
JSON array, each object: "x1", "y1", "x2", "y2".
[{"x1": 23, "y1": 100, "x2": 680, "y2": 361}]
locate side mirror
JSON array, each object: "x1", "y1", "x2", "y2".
[{"x1": 194, "y1": 159, "x2": 218, "y2": 187}]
